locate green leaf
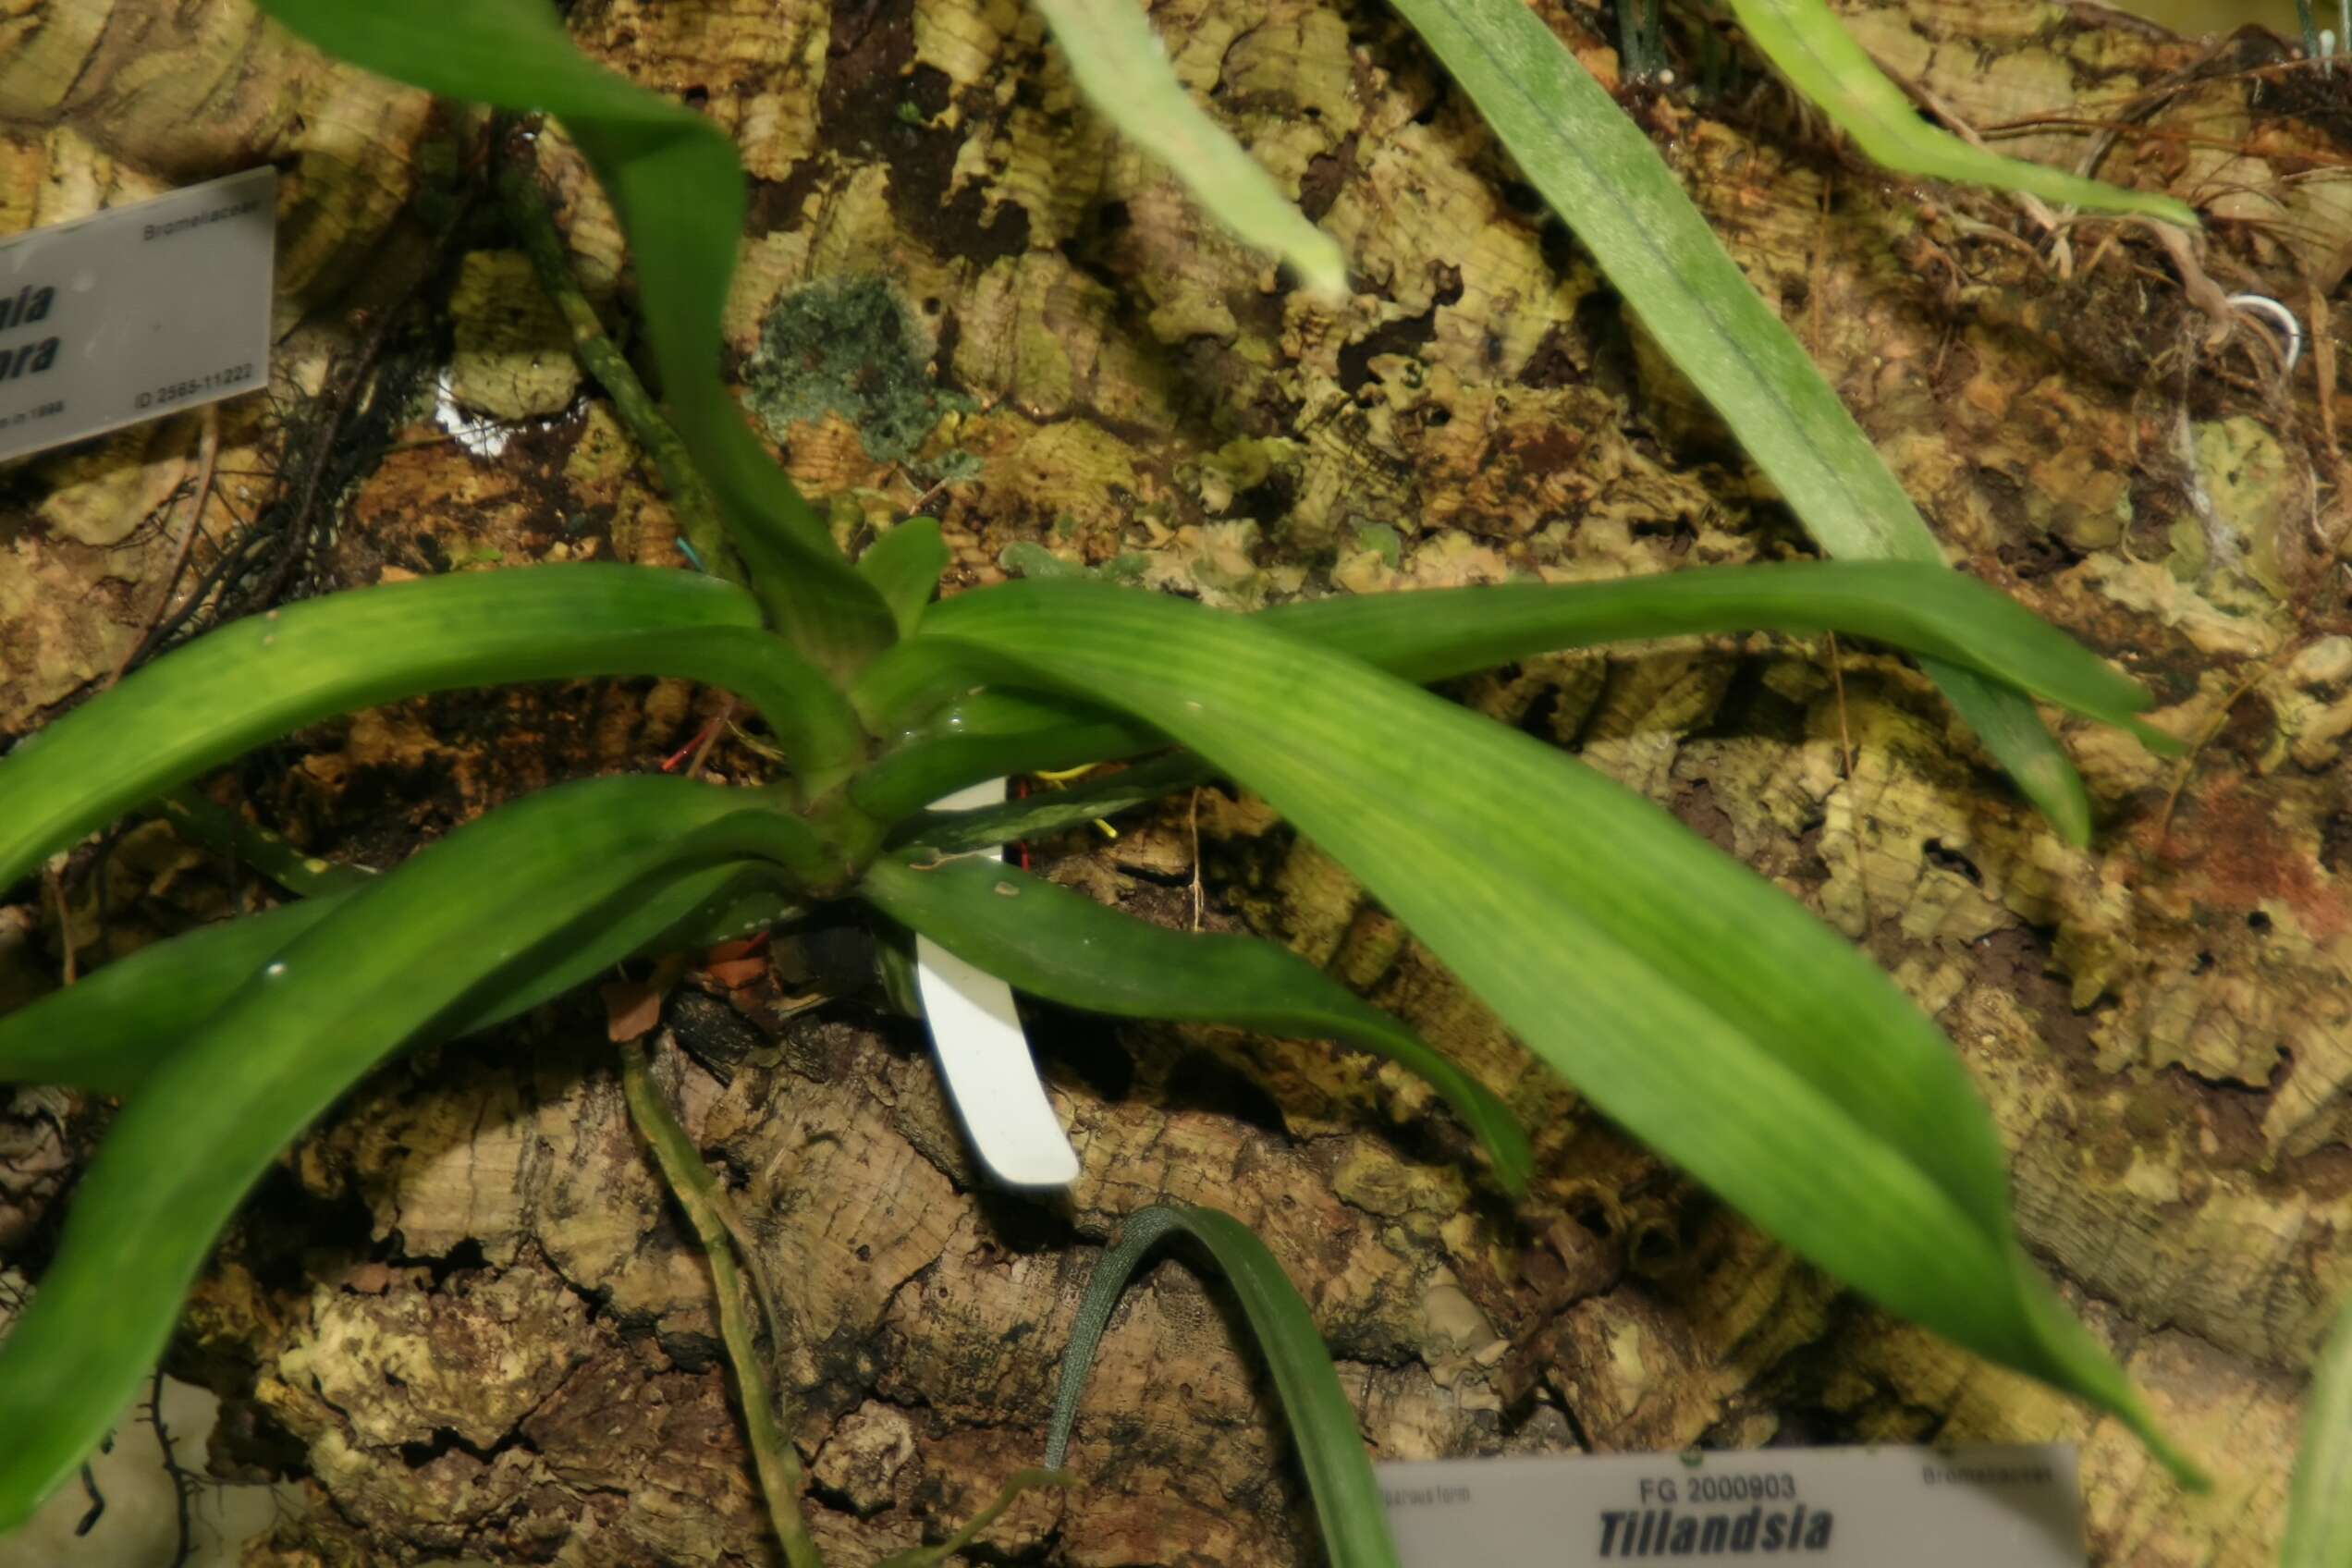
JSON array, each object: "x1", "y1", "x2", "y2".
[
  {"x1": 0, "y1": 776, "x2": 837, "y2": 1526},
  {"x1": 916, "y1": 578, "x2": 2200, "y2": 1484},
  {"x1": 850, "y1": 557, "x2": 2176, "y2": 822},
  {"x1": 852, "y1": 688, "x2": 1158, "y2": 825},
  {"x1": 0, "y1": 898, "x2": 341, "y2": 1097},
  {"x1": 1047, "y1": 1204, "x2": 1403, "y2": 1568},
  {"x1": 1026, "y1": 0, "x2": 1345, "y2": 297},
  {"x1": 251, "y1": 0, "x2": 896, "y2": 672},
  {"x1": 862, "y1": 559, "x2": 2158, "y2": 729},
  {"x1": 1257, "y1": 560, "x2": 2160, "y2": 731},
  {"x1": 890, "y1": 753, "x2": 1218, "y2": 853},
  {"x1": 1925, "y1": 660, "x2": 2091, "y2": 839},
  {"x1": 864, "y1": 854, "x2": 1532, "y2": 1193},
  {"x1": 153, "y1": 788, "x2": 376, "y2": 898},
  {"x1": 1720, "y1": 0, "x2": 2198, "y2": 227},
  {"x1": 2284, "y1": 1297, "x2": 2352, "y2": 1568},
  {"x1": 1381, "y1": 0, "x2": 2096, "y2": 842},
  {"x1": 859, "y1": 518, "x2": 952, "y2": 638},
  {"x1": 0, "y1": 865, "x2": 802, "y2": 1098},
  {"x1": 0, "y1": 566, "x2": 860, "y2": 894}
]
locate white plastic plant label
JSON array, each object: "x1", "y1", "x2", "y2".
[
  {"x1": 0, "y1": 166, "x2": 276, "y2": 464},
  {"x1": 1378, "y1": 1443, "x2": 2085, "y2": 1564},
  {"x1": 913, "y1": 778, "x2": 1082, "y2": 1189}
]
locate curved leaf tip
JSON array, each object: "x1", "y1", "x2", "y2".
[
  {"x1": 1026, "y1": 0, "x2": 1346, "y2": 298},
  {"x1": 1047, "y1": 1204, "x2": 1403, "y2": 1568}
]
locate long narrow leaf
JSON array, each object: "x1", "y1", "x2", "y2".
[
  {"x1": 1258, "y1": 561, "x2": 2158, "y2": 728},
  {"x1": 854, "y1": 689, "x2": 1158, "y2": 825},
  {"x1": 1721, "y1": 0, "x2": 2197, "y2": 227},
  {"x1": 0, "y1": 898, "x2": 341, "y2": 1097},
  {"x1": 1383, "y1": 0, "x2": 2095, "y2": 842},
  {"x1": 914, "y1": 578, "x2": 2199, "y2": 1482},
  {"x1": 154, "y1": 788, "x2": 376, "y2": 898},
  {"x1": 0, "y1": 865, "x2": 802, "y2": 1098},
  {"x1": 858, "y1": 560, "x2": 2153, "y2": 728},
  {"x1": 1047, "y1": 1204, "x2": 1403, "y2": 1568},
  {"x1": 1026, "y1": 0, "x2": 1345, "y2": 296},
  {"x1": 252, "y1": 0, "x2": 896, "y2": 671},
  {"x1": 890, "y1": 753, "x2": 1219, "y2": 853},
  {"x1": 2284, "y1": 1298, "x2": 2352, "y2": 1568},
  {"x1": 0, "y1": 776, "x2": 839, "y2": 1526},
  {"x1": 864, "y1": 854, "x2": 1531, "y2": 1193},
  {"x1": 850, "y1": 557, "x2": 2174, "y2": 821},
  {"x1": 0, "y1": 566, "x2": 859, "y2": 893}
]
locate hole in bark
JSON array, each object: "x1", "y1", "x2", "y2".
[
  {"x1": 2323, "y1": 812, "x2": 2352, "y2": 874},
  {"x1": 973, "y1": 1190, "x2": 1081, "y2": 1255},
  {"x1": 235, "y1": 1168, "x2": 378, "y2": 1297},
  {"x1": 658, "y1": 1329, "x2": 724, "y2": 1374},
  {"x1": 1568, "y1": 1195, "x2": 1614, "y2": 1239},
  {"x1": 1629, "y1": 1219, "x2": 1680, "y2": 1270},
  {"x1": 1226, "y1": 467, "x2": 1298, "y2": 526},
  {"x1": 386, "y1": 1235, "x2": 487, "y2": 1288},
  {"x1": 905, "y1": 63, "x2": 952, "y2": 116},
  {"x1": 1337, "y1": 307, "x2": 1440, "y2": 393},
  {"x1": 1695, "y1": 663, "x2": 1809, "y2": 744},
  {"x1": 205, "y1": 1397, "x2": 310, "y2": 1482},
  {"x1": 1515, "y1": 683, "x2": 1568, "y2": 745},
  {"x1": 1498, "y1": 178, "x2": 1545, "y2": 215},
  {"x1": 1628, "y1": 514, "x2": 1698, "y2": 555},
  {"x1": 1018, "y1": 1000, "x2": 1136, "y2": 1100},
  {"x1": 1161, "y1": 1049, "x2": 1290, "y2": 1137},
  {"x1": 1921, "y1": 839, "x2": 1981, "y2": 886},
  {"x1": 396, "y1": 1427, "x2": 503, "y2": 1469}
]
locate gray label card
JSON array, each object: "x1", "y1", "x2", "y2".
[
  {"x1": 1379, "y1": 1444, "x2": 2084, "y2": 1565},
  {"x1": 0, "y1": 166, "x2": 276, "y2": 464}
]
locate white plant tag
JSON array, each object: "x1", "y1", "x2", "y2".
[
  {"x1": 1378, "y1": 1443, "x2": 2085, "y2": 1564},
  {"x1": 0, "y1": 166, "x2": 276, "y2": 464},
  {"x1": 913, "y1": 778, "x2": 1081, "y2": 1189}
]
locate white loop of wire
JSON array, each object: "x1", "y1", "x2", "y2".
[{"x1": 2225, "y1": 293, "x2": 2305, "y2": 376}]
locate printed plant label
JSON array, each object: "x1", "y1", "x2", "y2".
[
  {"x1": 0, "y1": 167, "x2": 275, "y2": 464},
  {"x1": 912, "y1": 778, "x2": 1081, "y2": 1190},
  {"x1": 1379, "y1": 1443, "x2": 2084, "y2": 1565}
]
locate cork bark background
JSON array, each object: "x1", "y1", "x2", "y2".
[{"x1": 3, "y1": 0, "x2": 2349, "y2": 1562}]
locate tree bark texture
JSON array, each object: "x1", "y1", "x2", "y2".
[{"x1": 2, "y1": 0, "x2": 2348, "y2": 1562}]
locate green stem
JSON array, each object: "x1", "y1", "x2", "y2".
[
  {"x1": 497, "y1": 143, "x2": 737, "y2": 588},
  {"x1": 620, "y1": 1039, "x2": 824, "y2": 1568}
]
